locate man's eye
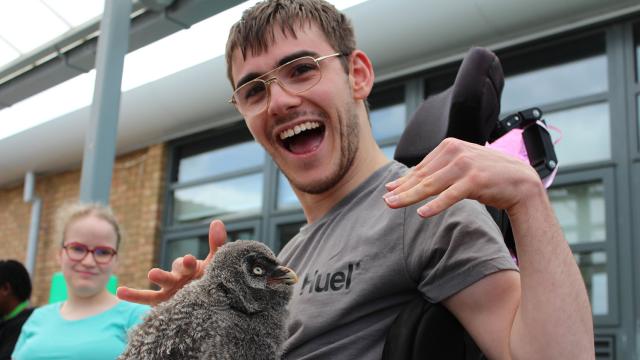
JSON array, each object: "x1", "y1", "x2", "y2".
[
  {"x1": 289, "y1": 63, "x2": 316, "y2": 77},
  {"x1": 253, "y1": 266, "x2": 264, "y2": 275},
  {"x1": 243, "y1": 82, "x2": 266, "y2": 100}
]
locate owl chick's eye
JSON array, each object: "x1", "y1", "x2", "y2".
[{"x1": 253, "y1": 266, "x2": 264, "y2": 276}]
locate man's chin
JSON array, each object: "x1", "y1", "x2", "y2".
[{"x1": 288, "y1": 170, "x2": 346, "y2": 195}]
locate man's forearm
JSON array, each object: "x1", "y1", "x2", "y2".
[{"x1": 507, "y1": 182, "x2": 594, "y2": 359}]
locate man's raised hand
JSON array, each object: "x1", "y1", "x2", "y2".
[
  {"x1": 116, "y1": 220, "x2": 227, "y2": 306},
  {"x1": 383, "y1": 138, "x2": 542, "y2": 218}
]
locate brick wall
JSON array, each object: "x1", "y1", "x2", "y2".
[{"x1": 0, "y1": 143, "x2": 166, "y2": 306}]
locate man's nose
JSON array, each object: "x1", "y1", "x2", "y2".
[{"x1": 266, "y1": 79, "x2": 302, "y2": 116}]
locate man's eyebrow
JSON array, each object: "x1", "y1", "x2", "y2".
[{"x1": 235, "y1": 50, "x2": 320, "y2": 89}]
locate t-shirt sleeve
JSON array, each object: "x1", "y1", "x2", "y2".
[{"x1": 403, "y1": 199, "x2": 518, "y2": 303}]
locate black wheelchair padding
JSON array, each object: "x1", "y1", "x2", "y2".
[
  {"x1": 381, "y1": 297, "x2": 485, "y2": 360},
  {"x1": 394, "y1": 47, "x2": 504, "y2": 167}
]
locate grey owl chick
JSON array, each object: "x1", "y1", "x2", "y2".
[{"x1": 119, "y1": 240, "x2": 297, "y2": 360}]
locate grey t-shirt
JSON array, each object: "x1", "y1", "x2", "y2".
[{"x1": 278, "y1": 161, "x2": 518, "y2": 359}]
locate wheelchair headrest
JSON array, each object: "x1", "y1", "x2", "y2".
[{"x1": 394, "y1": 47, "x2": 504, "y2": 167}]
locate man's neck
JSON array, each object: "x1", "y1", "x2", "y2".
[{"x1": 296, "y1": 141, "x2": 389, "y2": 224}]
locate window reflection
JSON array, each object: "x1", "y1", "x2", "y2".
[
  {"x1": 166, "y1": 237, "x2": 208, "y2": 267},
  {"x1": 502, "y1": 55, "x2": 607, "y2": 113},
  {"x1": 370, "y1": 103, "x2": 406, "y2": 142},
  {"x1": 549, "y1": 182, "x2": 605, "y2": 244},
  {"x1": 277, "y1": 222, "x2": 305, "y2": 251},
  {"x1": 227, "y1": 229, "x2": 255, "y2": 242},
  {"x1": 635, "y1": 25, "x2": 640, "y2": 82},
  {"x1": 173, "y1": 173, "x2": 263, "y2": 223},
  {"x1": 381, "y1": 144, "x2": 396, "y2": 160},
  {"x1": 574, "y1": 251, "x2": 608, "y2": 316},
  {"x1": 637, "y1": 96, "x2": 640, "y2": 150},
  {"x1": 276, "y1": 172, "x2": 300, "y2": 209},
  {"x1": 544, "y1": 103, "x2": 610, "y2": 166},
  {"x1": 178, "y1": 141, "x2": 264, "y2": 182}
]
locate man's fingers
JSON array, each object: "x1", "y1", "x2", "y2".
[
  {"x1": 205, "y1": 220, "x2": 227, "y2": 262},
  {"x1": 182, "y1": 254, "x2": 198, "y2": 272},
  {"x1": 116, "y1": 286, "x2": 163, "y2": 306},
  {"x1": 417, "y1": 181, "x2": 468, "y2": 218},
  {"x1": 170, "y1": 255, "x2": 197, "y2": 275},
  {"x1": 148, "y1": 268, "x2": 178, "y2": 289},
  {"x1": 384, "y1": 164, "x2": 460, "y2": 208},
  {"x1": 385, "y1": 141, "x2": 457, "y2": 196},
  {"x1": 385, "y1": 172, "x2": 410, "y2": 191}
]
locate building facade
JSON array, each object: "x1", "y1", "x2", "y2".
[{"x1": 1, "y1": 1, "x2": 639, "y2": 359}]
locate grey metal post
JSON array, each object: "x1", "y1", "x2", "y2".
[
  {"x1": 23, "y1": 172, "x2": 41, "y2": 276},
  {"x1": 79, "y1": 0, "x2": 132, "y2": 204}
]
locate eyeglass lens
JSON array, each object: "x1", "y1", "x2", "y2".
[
  {"x1": 64, "y1": 243, "x2": 116, "y2": 263},
  {"x1": 234, "y1": 57, "x2": 322, "y2": 114}
]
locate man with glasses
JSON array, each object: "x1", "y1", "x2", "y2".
[{"x1": 119, "y1": 0, "x2": 594, "y2": 358}]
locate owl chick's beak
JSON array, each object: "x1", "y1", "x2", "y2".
[{"x1": 268, "y1": 266, "x2": 298, "y2": 285}]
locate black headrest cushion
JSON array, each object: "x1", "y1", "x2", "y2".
[{"x1": 394, "y1": 47, "x2": 504, "y2": 167}]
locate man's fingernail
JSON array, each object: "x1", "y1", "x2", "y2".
[
  {"x1": 386, "y1": 180, "x2": 397, "y2": 188},
  {"x1": 384, "y1": 195, "x2": 399, "y2": 205},
  {"x1": 417, "y1": 205, "x2": 431, "y2": 217}
]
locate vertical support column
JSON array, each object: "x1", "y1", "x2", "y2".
[
  {"x1": 23, "y1": 172, "x2": 41, "y2": 276},
  {"x1": 79, "y1": 0, "x2": 132, "y2": 204}
]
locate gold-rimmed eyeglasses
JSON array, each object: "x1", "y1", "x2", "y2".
[{"x1": 229, "y1": 53, "x2": 343, "y2": 117}]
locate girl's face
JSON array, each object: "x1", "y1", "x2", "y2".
[{"x1": 58, "y1": 214, "x2": 118, "y2": 299}]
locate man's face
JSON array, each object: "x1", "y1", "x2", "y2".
[
  {"x1": 230, "y1": 24, "x2": 360, "y2": 195},
  {"x1": 0, "y1": 283, "x2": 11, "y2": 315}
]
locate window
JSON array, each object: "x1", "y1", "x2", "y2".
[
  {"x1": 498, "y1": 34, "x2": 620, "y2": 321},
  {"x1": 549, "y1": 181, "x2": 610, "y2": 316},
  {"x1": 276, "y1": 171, "x2": 300, "y2": 210},
  {"x1": 170, "y1": 126, "x2": 265, "y2": 225},
  {"x1": 177, "y1": 142, "x2": 264, "y2": 183},
  {"x1": 549, "y1": 182, "x2": 605, "y2": 245},
  {"x1": 165, "y1": 237, "x2": 209, "y2": 266},
  {"x1": 369, "y1": 85, "x2": 406, "y2": 156},
  {"x1": 575, "y1": 251, "x2": 608, "y2": 316},
  {"x1": 163, "y1": 123, "x2": 267, "y2": 268},
  {"x1": 276, "y1": 221, "x2": 305, "y2": 251},
  {"x1": 502, "y1": 54, "x2": 607, "y2": 114},
  {"x1": 544, "y1": 103, "x2": 610, "y2": 166},
  {"x1": 634, "y1": 23, "x2": 640, "y2": 152},
  {"x1": 635, "y1": 24, "x2": 640, "y2": 83}
]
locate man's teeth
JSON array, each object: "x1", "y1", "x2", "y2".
[{"x1": 279, "y1": 121, "x2": 321, "y2": 140}]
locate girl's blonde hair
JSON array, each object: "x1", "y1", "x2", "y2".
[{"x1": 57, "y1": 202, "x2": 122, "y2": 249}]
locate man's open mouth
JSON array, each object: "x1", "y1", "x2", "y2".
[{"x1": 278, "y1": 121, "x2": 325, "y2": 155}]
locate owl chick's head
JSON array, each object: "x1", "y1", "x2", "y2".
[{"x1": 207, "y1": 240, "x2": 297, "y2": 314}]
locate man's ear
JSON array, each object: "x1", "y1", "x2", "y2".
[{"x1": 348, "y1": 50, "x2": 375, "y2": 100}]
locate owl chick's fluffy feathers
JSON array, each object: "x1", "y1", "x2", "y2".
[{"x1": 119, "y1": 240, "x2": 297, "y2": 360}]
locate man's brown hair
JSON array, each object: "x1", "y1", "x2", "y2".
[{"x1": 225, "y1": 0, "x2": 356, "y2": 87}]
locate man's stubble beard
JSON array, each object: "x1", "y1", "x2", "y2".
[{"x1": 282, "y1": 100, "x2": 360, "y2": 195}]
